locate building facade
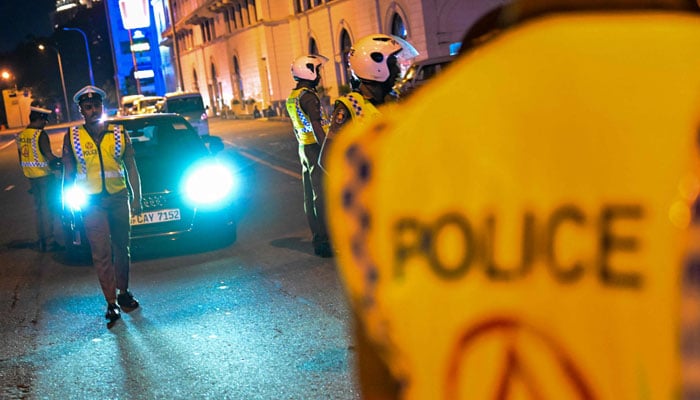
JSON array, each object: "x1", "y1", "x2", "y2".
[{"x1": 163, "y1": 0, "x2": 501, "y2": 116}]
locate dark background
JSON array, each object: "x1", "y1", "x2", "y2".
[{"x1": 0, "y1": 1, "x2": 116, "y2": 125}]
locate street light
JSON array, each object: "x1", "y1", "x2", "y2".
[
  {"x1": 1, "y1": 70, "x2": 17, "y2": 89},
  {"x1": 62, "y1": 27, "x2": 95, "y2": 86},
  {"x1": 38, "y1": 44, "x2": 72, "y2": 122}
]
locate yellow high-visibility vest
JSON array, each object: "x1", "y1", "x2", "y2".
[
  {"x1": 335, "y1": 92, "x2": 381, "y2": 125},
  {"x1": 326, "y1": 9, "x2": 700, "y2": 400},
  {"x1": 70, "y1": 124, "x2": 127, "y2": 194},
  {"x1": 17, "y1": 128, "x2": 51, "y2": 178},
  {"x1": 286, "y1": 87, "x2": 330, "y2": 145}
]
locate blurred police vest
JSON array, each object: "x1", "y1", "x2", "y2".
[{"x1": 326, "y1": 0, "x2": 700, "y2": 398}]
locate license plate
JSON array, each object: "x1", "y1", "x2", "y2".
[{"x1": 131, "y1": 209, "x2": 181, "y2": 226}]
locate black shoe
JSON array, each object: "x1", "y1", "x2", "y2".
[
  {"x1": 117, "y1": 291, "x2": 139, "y2": 313},
  {"x1": 105, "y1": 303, "x2": 121, "y2": 323},
  {"x1": 314, "y1": 243, "x2": 334, "y2": 258}
]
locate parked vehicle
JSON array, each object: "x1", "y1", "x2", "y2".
[
  {"x1": 161, "y1": 91, "x2": 210, "y2": 136},
  {"x1": 120, "y1": 94, "x2": 144, "y2": 116},
  {"x1": 133, "y1": 96, "x2": 164, "y2": 114},
  {"x1": 395, "y1": 55, "x2": 455, "y2": 98},
  {"x1": 62, "y1": 113, "x2": 239, "y2": 262}
]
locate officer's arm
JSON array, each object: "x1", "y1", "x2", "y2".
[
  {"x1": 61, "y1": 130, "x2": 76, "y2": 187},
  {"x1": 38, "y1": 130, "x2": 61, "y2": 169},
  {"x1": 299, "y1": 90, "x2": 326, "y2": 145},
  {"x1": 122, "y1": 135, "x2": 142, "y2": 215},
  {"x1": 318, "y1": 103, "x2": 351, "y2": 172}
]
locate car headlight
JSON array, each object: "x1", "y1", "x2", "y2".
[
  {"x1": 183, "y1": 162, "x2": 236, "y2": 206},
  {"x1": 64, "y1": 186, "x2": 88, "y2": 211}
]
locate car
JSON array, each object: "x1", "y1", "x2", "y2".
[
  {"x1": 62, "y1": 113, "x2": 239, "y2": 262},
  {"x1": 133, "y1": 96, "x2": 164, "y2": 114},
  {"x1": 395, "y1": 55, "x2": 455, "y2": 98},
  {"x1": 161, "y1": 91, "x2": 210, "y2": 136}
]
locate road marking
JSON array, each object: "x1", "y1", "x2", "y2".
[
  {"x1": 5, "y1": 185, "x2": 15, "y2": 191},
  {"x1": 224, "y1": 140, "x2": 301, "y2": 180},
  {"x1": 0, "y1": 139, "x2": 15, "y2": 151}
]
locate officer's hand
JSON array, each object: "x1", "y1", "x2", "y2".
[{"x1": 131, "y1": 197, "x2": 143, "y2": 216}]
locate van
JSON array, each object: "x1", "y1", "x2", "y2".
[
  {"x1": 120, "y1": 94, "x2": 144, "y2": 116},
  {"x1": 133, "y1": 96, "x2": 164, "y2": 114},
  {"x1": 161, "y1": 92, "x2": 210, "y2": 136}
]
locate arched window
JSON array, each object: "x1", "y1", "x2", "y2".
[
  {"x1": 233, "y1": 56, "x2": 244, "y2": 101},
  {"x1": 309, "y1": 38, "x2": 318, "y2": 55},
  {"x1": 391, "y1": 13, "x2": 407, "y2": 39},
  {"x1": 248, "y1": 0, "x2": 257, "y2": 22},
  {"x1": 339, "y1": 29, "x2": 352, "y2": 85}
]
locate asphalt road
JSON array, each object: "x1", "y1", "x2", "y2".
[{"x1": 0, "y1": 117, "x2": 360, "y2": 399}]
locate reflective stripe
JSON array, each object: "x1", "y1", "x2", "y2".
[
  {"x1": 337, "y1": 93, "x2": 380, "y2": 123},
  {"x1": 71, "y1": 126, "x2": 87, "y2": 177},
  {"x1": 104, "y1": 171, "x2": 125, "y2": 178},
  {"x1": 21, "y1": 161, "x2": 49, "y2": 168},
  {"x1": 347, "y1": 93, "x2": 364, "y2": 117}
]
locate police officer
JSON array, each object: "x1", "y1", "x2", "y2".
[
  {"x1": 319, "y1": 34, "x2": 418, "y2": 171},
  {"x1": 61, "y1": 85, "x2": 143, "y2": 326},
  {"x1": 16, "y1": 105, "x2": 63, "y2": 252},
  {"x1": 285, "y1": 54, "x2": 333, "y2": 258}
]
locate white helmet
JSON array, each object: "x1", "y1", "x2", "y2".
[
  {"x1": 348, "y1": 34, "x2": 419, "y2": 83},
  {"x1": 291, "y1": 54, "x2": 329, "y2": 81}
]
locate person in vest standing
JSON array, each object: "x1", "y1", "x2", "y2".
[
  {"x1": 286, "y1": 54, "x2": 333, "y2": 258},
  {"x1": 16, "y1": 105, "x2": 63, "y2": 252},
  {"x1": 319, "y1": 34, "x2": 418, "y2": 171},
  {"x1": 61, "y1": 85, "x2": 143, "y2": 327}
]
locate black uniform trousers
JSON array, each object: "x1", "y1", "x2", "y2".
[
  {"x1": 29, "y1": 174, "x2": 61, "y2": 246},
  {"x1": 299, "y1": 142, "x2": 329, "y2": 248}
]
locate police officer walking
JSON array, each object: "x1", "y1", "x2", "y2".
[
  {"x1": 61, "y1": 85, "x2": 143, "y2": 327},
  {"x1": 16, "y1": 105, "x2": 63, "y2": 252},
  {"x1": 319, "y1": 34, "x2": 418, "y2": 170},
  {"x1": 286, "y1": 54, "x2": 334, "y2": 258}
]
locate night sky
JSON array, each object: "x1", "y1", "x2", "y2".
[{"x1": 0, "y1": 0, "x2": 56, "y2": 53}]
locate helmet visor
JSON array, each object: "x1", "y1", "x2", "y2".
[{"x1": 390, "y1": 36, "x2": 420, "y2": 80}]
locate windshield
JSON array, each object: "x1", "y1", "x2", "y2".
[
  {"x1": 120, "y1": 117, "x2": 208, "y2": 159},
  {"x1": 166, "y1": 96, "x2": 204, "y2": 114}
]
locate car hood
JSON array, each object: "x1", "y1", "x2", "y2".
[{"x1": 135, "y1": 153, "x2": 210, "y2": 194}]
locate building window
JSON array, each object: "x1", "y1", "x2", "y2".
[
  {"x1": 391, "y1": 13, "x2": 407, "y2": 39},
  {"x1": 224, "y1": 9, "x2": 231, "y2": 33},
  {"x1": 294, "y1": 0, "x2": 302, "y2": 13},
  {"x1": 245, "y1": 0, "x2": 255, "y2": 23},
  {"x1": 236, "y1": 4, "x2": 243, "y2": 27},
  {"x1": 229, "y1": 7, "x2": 237, "y2": 29},
  {"x1": 309, "y1": 38, "x2": 318, "y2": 55},
  {"x1": 339, "y1": 29, "x2": 351, "y2": 85},
  {"x1": 233, "y1": 56, "x2": 244, "y2": 101}
]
